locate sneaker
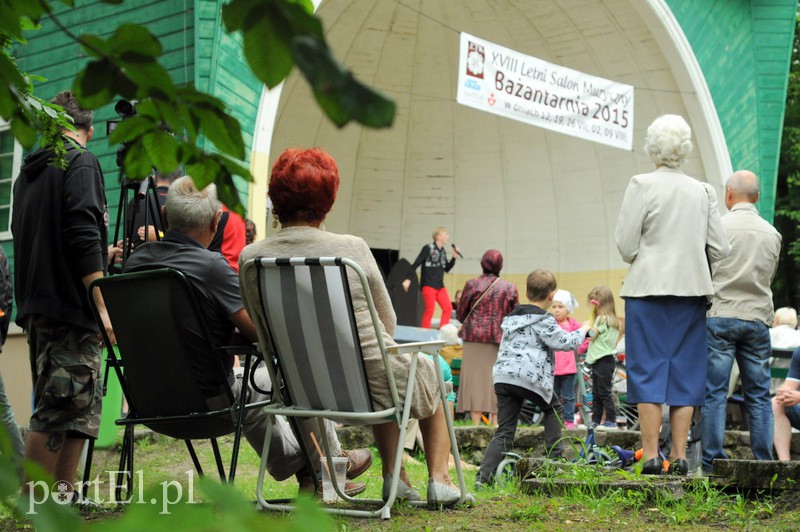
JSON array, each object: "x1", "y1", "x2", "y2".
[
  {"x1": 595, "y1": 421, "x2": 618, "y2": 431},
  {"x1": 563, "y1": 421, "x2": 577, "y2": 430},
  {"x1": 426, "y1": 478, "x2": 475, "y2": 508}
]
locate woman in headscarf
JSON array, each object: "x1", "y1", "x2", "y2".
[{"x1": 455, "y1": 250, "x2": 519, "y2": 425}]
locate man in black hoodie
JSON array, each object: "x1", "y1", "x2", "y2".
[{"x1": 11, "y1": 90, "x2": 114, "y2": 495}]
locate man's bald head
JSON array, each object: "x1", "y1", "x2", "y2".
[{"x1": 725, "y1": 170, "x2": 759, "y2": 209}]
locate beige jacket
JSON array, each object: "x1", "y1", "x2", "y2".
[
  {"x1": 239, "y1": 226, "x2": 441, "y2": 419},
  {"x1": 614, "y1": 167, "x2": 730, "y2": 298},
  {"x1": 707, "y1": 202, "x2": 781, "y2": 325}
]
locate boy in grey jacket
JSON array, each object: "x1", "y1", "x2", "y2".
[{"x1": 476, "y1": 269, "x2": 588, "y2": 486}]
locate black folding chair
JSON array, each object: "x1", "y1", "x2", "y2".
[{"x1": 85, "y1": 268, "x2": 265, "y2": 501}]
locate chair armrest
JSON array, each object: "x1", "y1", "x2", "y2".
[{"x1": 388, "y1": 340, "x2": 446, "y2": 356}]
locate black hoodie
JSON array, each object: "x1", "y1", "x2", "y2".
[{"x1": 11, "y1": 138, "x2": 108, "y2": 331}]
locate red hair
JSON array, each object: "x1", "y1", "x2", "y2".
[{"x1": 269, "y1": 148, "x2": 340, "y2": 224}]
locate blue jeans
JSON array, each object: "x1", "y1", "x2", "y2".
[
  {"x1": 554, "y1": 374, "x2": 576, "y2": 423},
  {"x1": 701, "y1": 317, "x2": 773, "y2": 471},
  {"x1": 0, "y1": 370, "x2": 24, "y2": 467}
]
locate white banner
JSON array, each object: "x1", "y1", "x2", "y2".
[{"x1": 456, "y1": 32, "x2": 634, "y2": 150}]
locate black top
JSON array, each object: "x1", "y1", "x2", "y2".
[
  {"x1": 12, "y1": 139, "x2": 108, "y2": 330},
  {"x1": 0, "y1": 245, "x2": 11, "y2": 348},
  {"x1": 124, "y1": 230, "x2": 244, "y2": 384},
  {"x1": 410, "y1": 242, "x2": 456, "y2": 289}
]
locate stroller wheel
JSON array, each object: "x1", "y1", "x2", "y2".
[{"x1": 494, "y1": 457, "x2": 518, "y2": 487}]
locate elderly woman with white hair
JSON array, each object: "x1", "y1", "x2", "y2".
[{"x1": 614, "y1": 114, "x2": 730, "y2": 475}]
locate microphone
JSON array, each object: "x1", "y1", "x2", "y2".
[{"x1": 451, "y1": 243, "x2": 464, "y2": 259}]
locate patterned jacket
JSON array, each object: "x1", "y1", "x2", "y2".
[
  {"x1": 493, "y1": 304, "x2": 586, "y2": 402},
  {"x1": 457, "y1": 274, "x2": 518, "y2": 344}
]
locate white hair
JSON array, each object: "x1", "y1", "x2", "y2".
[
  {"x1": 644, "y1": 114, "x2": 693, "y2": 168},
  {"x1": 774, "y1": 307, "x2": 798, "y2": 328},
  {"x1": 165, "y1": 176, "x2": 221, "y2": 232},
  {"x1": 439, "y1": 324, "x2": 461, "y2": 345}
]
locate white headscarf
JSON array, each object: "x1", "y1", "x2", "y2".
[{"x1": 553, "y1": 289, "x2": 579, "y2": 314}]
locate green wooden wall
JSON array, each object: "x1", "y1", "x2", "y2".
[
  {"x1": 195, "y1": 0, "x2": 261, "y2": 203},
  {"x1": 11, "y1": 0, "x2": 197, "y2": 254},
  {"x1": 665, "y1": 0, "x2": 796, "y2": 222}
]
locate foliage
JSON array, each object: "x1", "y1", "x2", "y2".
[
  {"x1": 0, "y1": 423, "x2": 334, "y2": 531},
  {"x1": 0, "y1": 0, "x2": 396, "y2": 215},
  {"x1": 774, "y1": 13, "x2": 800, "y2": 308}
]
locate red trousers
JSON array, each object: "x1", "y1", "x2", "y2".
[{"x1": 421, "y1": 286, "x2": 452, "y2": 329}]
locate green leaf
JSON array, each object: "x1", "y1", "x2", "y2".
[
  {"x1": 108, "y1": 115, "x2": 156, "y2": 145},
  {"x1": 242, "y1": 12, "x2": 295, "y2": 88},
  {"x1": 78, "y1": 34, "x2": 111, "y2": 59},
  {"x1": 152, "y1": 99, "x2": 183, "y2": 134},
  {"x1": 292, "y1": 36, "x2": 395, "y2": 128},
  {"x1": 213, "y1": 170, "x2": 246, "y2": 217},
  {"x1": 277, "y1": 0, "x2": 324, "y2": 39},
  {"x1": 10, "y1": 116, "x2": 38, "y2": 148},
  {"x1": 108, "y1": 23, "x2": 162, "y2": 57},
  {"x1": 122, "y1": 140, "x2": 153, "y2": 178},
  {"x1": 0, "y1": 49, "x2": 27, "y2": 90},
  {"x1": 194, "y1": 105, "x2": 245, "y2": 159},
  {"x1": 72, "y1": 59, "x2": 117, "y2": 108},
  {"x1": 221, "y1": 0, "x2": 263, "y2": 32},
  {"x1": 142, "y1": 130, "x2": 179, "y2": 173},
  {"x1": 290, "y1": 36, "x2": 352, "y2": 127},
  {"x1": 217, "y1": 154, "x2": 253, "y2": 182},
  {"x1": 119, "y1": 57, "x2": 175, "y2": 99},
  {"x1": 338, "y1": 77, "x2": 396, "y2": 128},
  {"x1": 185, "y1": 158, "x2": 221, "y2": 191}
]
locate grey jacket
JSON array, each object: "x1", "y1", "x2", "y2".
[
  {"x1": 493, "y1": 305, "x2": 586, "y2": 403},
  {"x1": 614, "y1": 167, "x2": 730, "y2": 298}
]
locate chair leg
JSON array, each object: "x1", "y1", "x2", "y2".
[
  {"x1": 288, "y1": 416, "x2": 320, "y2": 494},
  {"x1": 81, "y1": 439, "x2": 95, "y2": 500},
  {"x1": 229, "y1": 351, "x2": 255, "y2": 484},
  {"x1": 116, "y1": 425, "x2": 134, "y2": 503},
  {"x1": 184, "y1": 440, "x2": 205, "y2": 477},
  {"x1": 256, "y1": 416, "x2": 277, "y2": 509},
  {"x1": 432, "y1": 352, "x2": 468, "y2": 504},
  {"x1": 210, "y1": 439, "x2": 226, "y2": 481}
]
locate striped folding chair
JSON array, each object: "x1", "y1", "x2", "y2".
[{"x1": 240, "y1": 257, "x2": 466, "y2": 519}]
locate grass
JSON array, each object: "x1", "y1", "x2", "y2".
[{"x1": 2, "y1": 429, "x2": 800, "y2": 531}]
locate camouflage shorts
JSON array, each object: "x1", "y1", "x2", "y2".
[{"x1": 26, "y1": 315, "x2": 102, "y2": 438}]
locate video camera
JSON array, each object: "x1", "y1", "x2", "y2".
[{"x1": 106, "y1": 99, "x2": 137, "y2": 168}]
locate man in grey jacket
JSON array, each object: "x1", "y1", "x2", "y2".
[{"x1": 701, "y1": 170, "x2": 782, "y2": 474}]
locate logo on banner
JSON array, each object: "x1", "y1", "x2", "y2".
[
  {"x1": 487, "y1": 93, "x2": 496, "y2": 106},
  {"x1": 466, "y1": 41, "x2": 485, "y2": 79}
]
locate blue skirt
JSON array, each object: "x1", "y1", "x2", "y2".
[{"x1": 624, "y1": 296, "x2": 707, "y2": 406}]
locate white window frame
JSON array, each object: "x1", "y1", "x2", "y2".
[{"x1": 0, "y1": 120, "x2": 21, "y2": 240}]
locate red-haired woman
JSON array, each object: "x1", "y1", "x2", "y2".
[{"x1": 240, "y1": 147, "x2": 474, "y2": 507}]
